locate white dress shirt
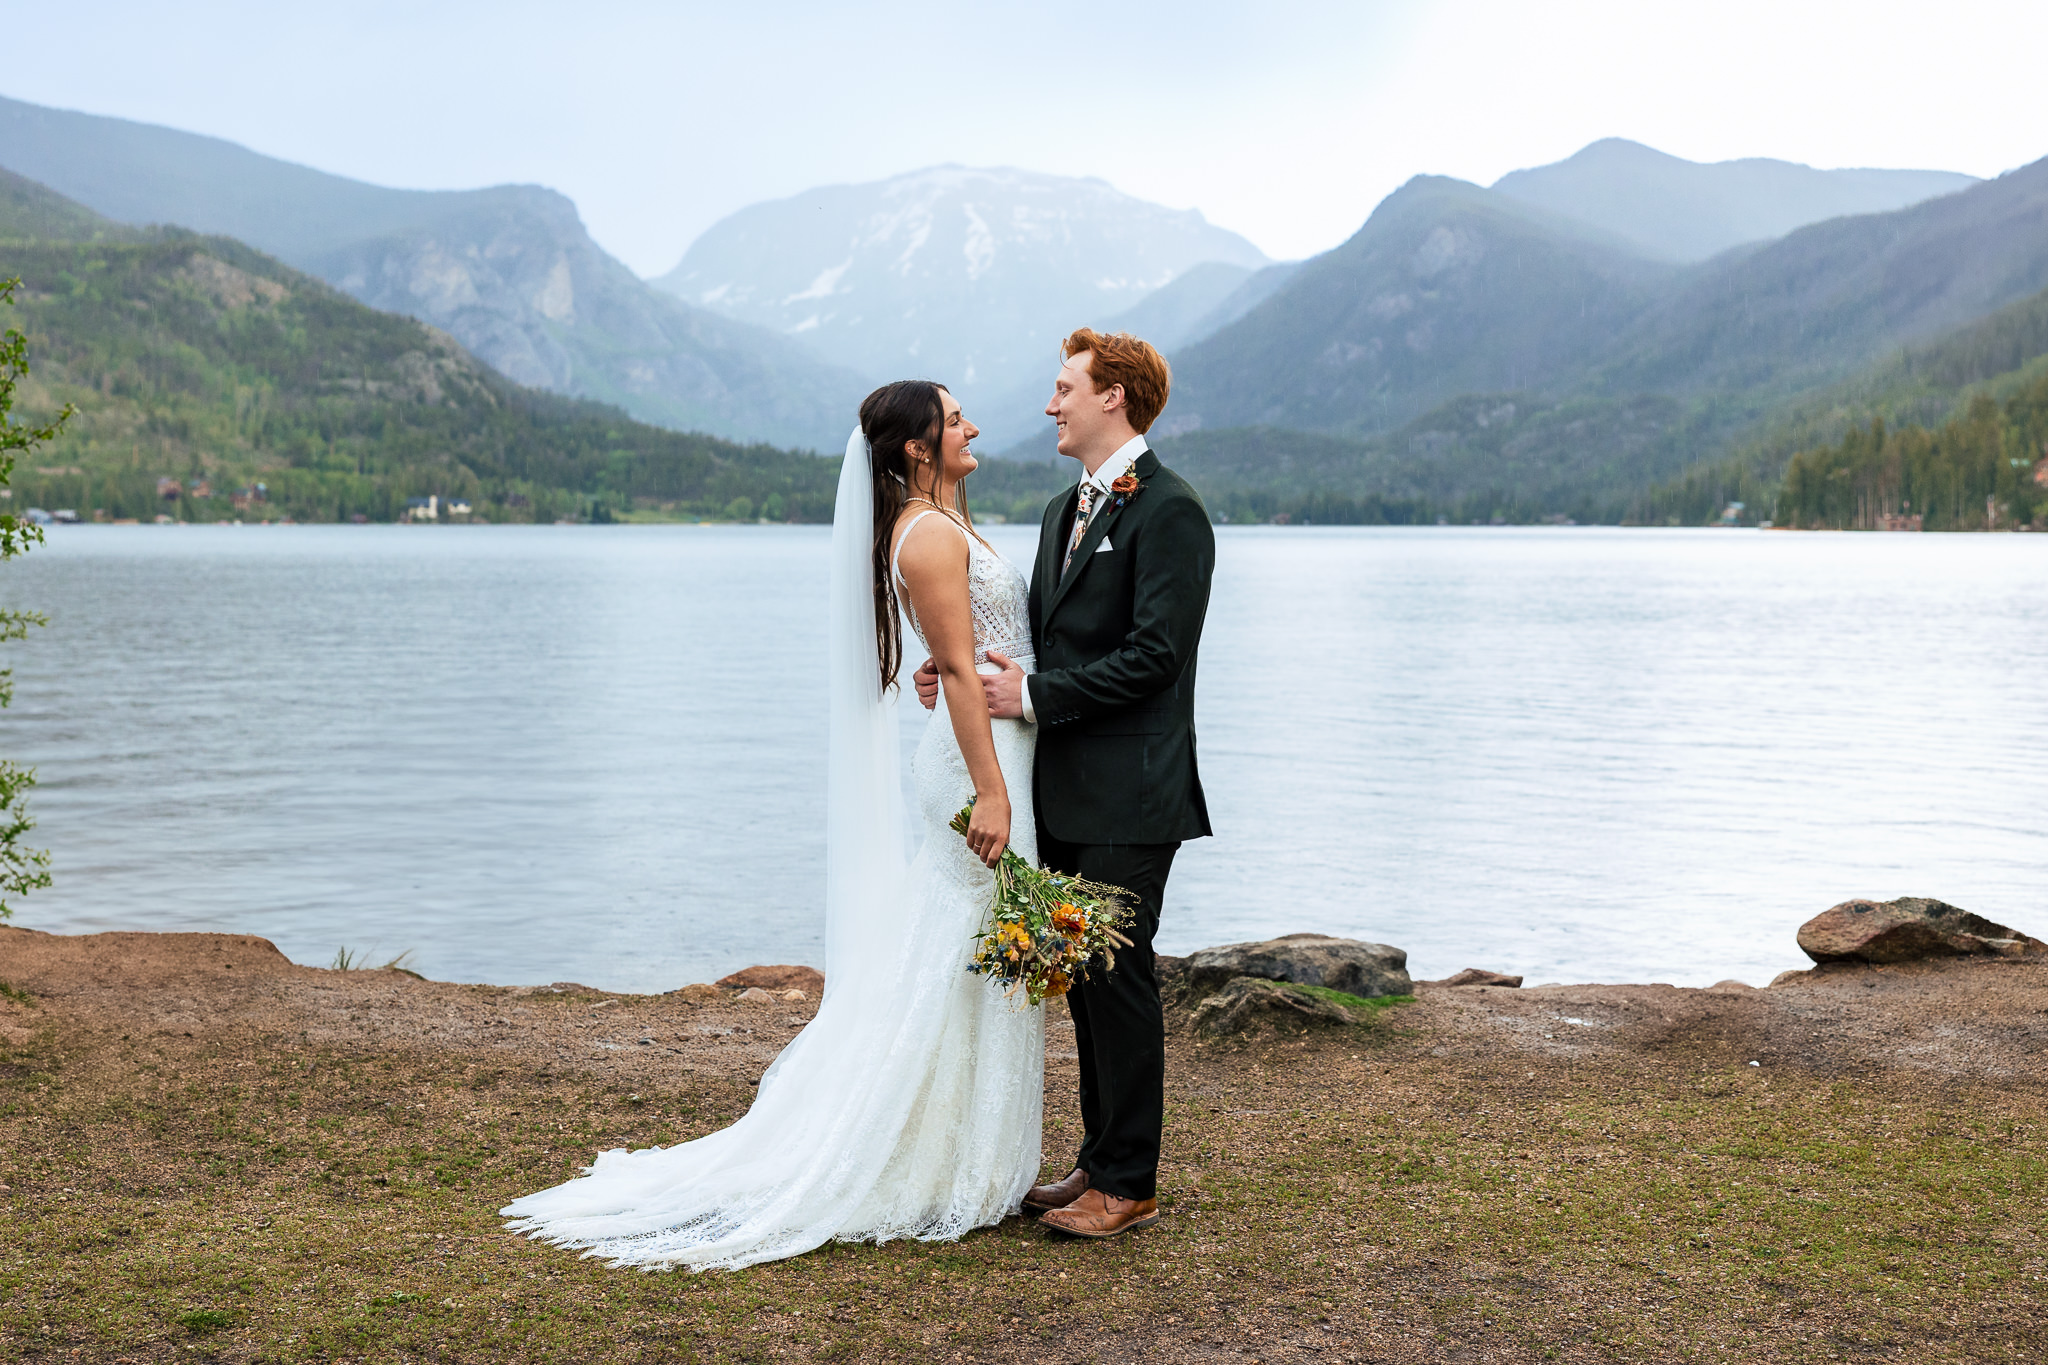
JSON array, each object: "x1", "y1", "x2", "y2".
[{"x1": 1019, "y1": 434, "x2": 1149, "y2": 724}]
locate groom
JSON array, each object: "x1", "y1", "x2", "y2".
[{"x1": 918, "y1": 327, "x2": 1214, "y2": 1238}]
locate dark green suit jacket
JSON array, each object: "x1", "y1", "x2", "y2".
[{"x1": 1028, "y1": 447, "x2": 1215, "y2": 846}]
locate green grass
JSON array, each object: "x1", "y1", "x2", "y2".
[
  {"x1": 1287, "y1": 983, "x2": 1417, "y2": 1015},
  {"x1": 174, "y1": 1308, "x2": 235, "y2": 1334},
  {"x1": 2, "y1": 996, "x2": 2044, "y2": 1361}
]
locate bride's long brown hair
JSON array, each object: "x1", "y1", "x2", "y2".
[{"x1": 860, "y1": 380, "x2": 976, "y2": 690}]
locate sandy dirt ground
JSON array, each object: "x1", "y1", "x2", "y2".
[
  {"x1": 2, "y1": 925, "x2": 2045, "y2": 1364},
  {"x1": 8, "y1": 929, "x2": 2044, "y2": 1090}
]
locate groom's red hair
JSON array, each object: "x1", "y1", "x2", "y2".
[{"x1": 1061, "y1": 328, "x2": 1171, "y2": 434}]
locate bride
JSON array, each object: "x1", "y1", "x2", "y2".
[{"x1": 501, "y1": 380, "x2": 1044, "y2": 1270}]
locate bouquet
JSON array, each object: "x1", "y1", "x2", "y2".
[{"x1": 952, "y1": 801, "x2": 1135, "y2": 1005}]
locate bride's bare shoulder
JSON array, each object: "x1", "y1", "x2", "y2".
[{"x1": 892, "y1": 508, "x2": 968, "y2": 572}]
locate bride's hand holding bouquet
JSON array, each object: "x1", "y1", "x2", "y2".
[
  {"x1": 963, "y1": 787, "x2": 1010, "y2": 869},
  {"x1": 952, "y1": 800, "x2": 1135, "y2": 1006}
]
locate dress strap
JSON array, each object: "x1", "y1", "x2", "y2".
[{"x1": 890, "y1": 507, "x2": 968, "y2": 585}]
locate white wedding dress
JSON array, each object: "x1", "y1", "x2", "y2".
[{"x1": 502, "y1": 446, "x2": 1044, "y2": 1271}]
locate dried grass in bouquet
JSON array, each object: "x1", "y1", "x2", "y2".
[{"x1": 951, "y1": 801, "x2": 1134, "y2": 1005}]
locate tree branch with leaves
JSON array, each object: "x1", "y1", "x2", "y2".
[{"x1": 0, "y1": 276, "x2": 66, "y2": 917}]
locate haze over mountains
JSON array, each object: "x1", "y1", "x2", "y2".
[
  {"x1": 1156, "y1": 151, "x2": 2046, "y2": 518},
  {"x1": 3, "y1": 86, "x2": 2041, "y2": 525},
  {"x1": 651, "y1": 166, "x2": 1267, "y2": 441},
  {"x1": 1168, "y1": 157, "x2": 2041, "y2": 435},
  {"x1": 1492, "y1": 138, "x2": 1976, "y2": 263}
]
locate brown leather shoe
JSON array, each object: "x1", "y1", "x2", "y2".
[
  {"x1": 1021, "y1": 1167, "x2": 1089, "y2": 1215},
  {"x1": 1038, "y1": 1188, "x2": 1160, "y2": 1239}
]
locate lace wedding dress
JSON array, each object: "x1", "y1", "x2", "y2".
[{"x1": 501, "y1": 470, "x2": 1044, "y2": 1271}]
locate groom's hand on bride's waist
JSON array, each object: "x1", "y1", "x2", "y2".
[
  {"x1": 981, "y1": 652, "x2": 1027, "y2": 720},
  {"x1": 913, "y1": 658, "x2": 940, "y2": 711}
]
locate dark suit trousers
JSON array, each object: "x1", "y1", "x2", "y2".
[{"x1": 1038, "y1": 830, "x2": 1178, "y2": 1202}]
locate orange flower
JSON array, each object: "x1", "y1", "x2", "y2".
[{"x1": 1110, "y1": 473, "x2": 1140, "y2": 497}]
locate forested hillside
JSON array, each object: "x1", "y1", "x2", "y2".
[
  {"x1": 1137, "y1": 155, "x2": 2048, "y2": 525},
  {"x1": 1150, "y1": 393, "x2": 1715, "y2": 525},
  {"x1": 0, "y1": 178, "x2": 866, "y2": 523},
  {"x1": 1164, "y1": 176, "x2": 1674, "y2": 437},
  {"x1": 0, "y1": 95, "x2": 867, "y2": 449},
  {"x1": 1775, "y1": 380, "x2": 2048, "y2": 531},
  {"x1": 1637, "y1": 282, "x2": 2048, "y2": 526}
]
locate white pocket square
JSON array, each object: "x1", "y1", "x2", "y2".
[{"x1": 1094, "y1": 538, "x2": 1113, "y2": 553}]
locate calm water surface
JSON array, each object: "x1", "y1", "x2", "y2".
[{"x1": 3, "y1": 524, "x2": 2042, "y2": 991}]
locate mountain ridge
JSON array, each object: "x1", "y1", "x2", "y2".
[
  {"x1": 0, "y1": 93, "x2": 866, "y2": 449},
  {"x1": 1148, "y1": 153, "x2": 2048, "y2": 518},
  {"x1": 0, "y1": 177, "x2": 873, "y2": 524},
  {"x1": 1494, "y1": 138, "x2": 1977, "y2": 263},
  {"x1": 1163, "y1": 175, "x2": 1678, "y2": 438},
  {"x1": 651, "y1": 164, "x2": 1269, "y2": 442}
]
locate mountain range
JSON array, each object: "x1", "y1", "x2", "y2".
[
  {"x1": 650, "y1": 165, "x2": 1268, "y2": 443},
  {"x1": 5, "y1": 85, "x2": 2042, "y2": 524},
  {"x1": 0, "y1": 94, "x2": 866, "y2": 450},
  {"x1": 1146, "y1": 152, "x2": 2047, "y2": 519},
  {"x1": 1491, "y1": 138, "x2": 1976, "y2": 263},
  {"x1": 1165, "y1": 156, "x2": 2043, "y2": 436},
  {"x1": 0, "y1": 170, "x2": 884, "y2": 525}
]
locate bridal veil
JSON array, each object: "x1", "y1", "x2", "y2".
[{"x1": 500, "y1": 429, "x2": 1041, "y2": 1270}]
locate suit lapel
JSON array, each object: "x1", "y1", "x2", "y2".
[
  {"x1": 1037, "y1": 485, "x2": 1079, "y2": 618},
  {"x1": 1046, "y1": 449, "x2": 1158, "y2": 616}
]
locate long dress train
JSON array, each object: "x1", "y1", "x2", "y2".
[{"x1": 501, "y1": 509, "x2": 1042, "y2": 1270}]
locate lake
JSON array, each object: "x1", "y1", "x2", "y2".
[{"x1": 3, "y1": 524, "x2": 2042, "y2": 992}]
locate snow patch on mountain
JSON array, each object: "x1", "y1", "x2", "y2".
[{"x1": 652, "y1": 165, "x2": 1267, "y2": 440}]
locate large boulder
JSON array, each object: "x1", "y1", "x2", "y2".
[
  {"x1": 1180, "y1": 933, "x2": 1411, "y2": 1002},
  {"x1": 1797, "y1": 897, "x2": 2045, "y2": 965}
]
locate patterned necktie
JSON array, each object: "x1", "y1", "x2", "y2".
[{"x1": 1061, "y1": 482, "x2": 1097, "y2": 576}]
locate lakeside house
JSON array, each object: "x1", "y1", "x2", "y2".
[{"x1": 401, "y1": 495, "x2": 474, "y2": 523}]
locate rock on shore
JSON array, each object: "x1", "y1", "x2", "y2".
[
  {"x1": 1798, "y1": 897, "x2": 2045, "y2": 965},
  {"x1": 1162, "y1": 934, "x2": 1415, "y2": 1037},
  {"x1": 1433, "y1": 968, "x2": 1524, "y2": 988},
  {"x1": 1177, "y1": 933, "x2": 1412, "y2": 1002},
  {"x1": 714, "y1": 965, "x2": 824, "y2": 994},
  {"x1": 1187, "y1": 977, "x2": 1361, "y2": 1035}
]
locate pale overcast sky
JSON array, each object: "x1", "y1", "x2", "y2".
[{"x1": 7, "y1": 0, "x2": 2044, "y2": 274}]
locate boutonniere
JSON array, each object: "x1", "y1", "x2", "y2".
[{"x1": 1108, "y1": 471, "x2": 1143, "y2": 509}]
